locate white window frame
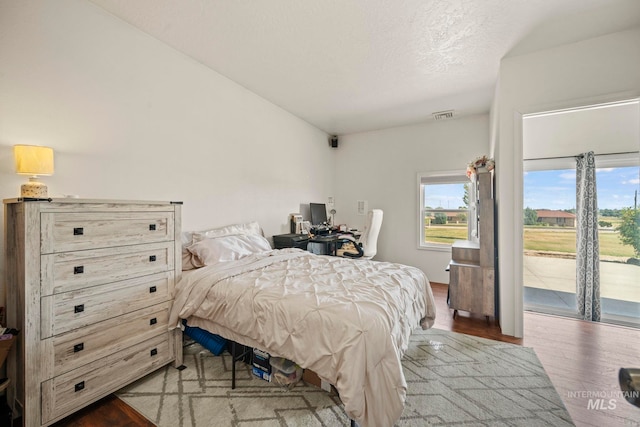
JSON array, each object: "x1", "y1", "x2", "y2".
[
  {"x1": 417, "y1": 170, "x2": 474, "y2": 251},
  {"x1": 524, "y1": 153, "x2": 639, "y2": 172}
]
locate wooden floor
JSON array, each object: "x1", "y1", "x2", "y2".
[
  {"x1": 50, "y1": 395, "x2": 154, "y2": 427},
  {"x1": 429, "y1": 282, "x2": 640, "y2": 427},
  {"x1": 46, "y1": 282, "x2": 639, "y2": 427}
]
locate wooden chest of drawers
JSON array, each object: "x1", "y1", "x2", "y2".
[{"x1": 3, "y1": 199, "x2": 183, "y2": 427}]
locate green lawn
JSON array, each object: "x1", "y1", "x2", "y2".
[
  {"x1": 523, "y1": 228, "x2": 635, "y2": 258},
  {"x1": 423, "y1": 226, "x2": 467, "y2": 244},
  {"x1": 424, "y1": 225, "x2": 636, "y2": 258}
]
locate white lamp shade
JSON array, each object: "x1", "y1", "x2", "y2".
[{"x1": 14, "y1": 145, "x2": 54, "y2": 176}]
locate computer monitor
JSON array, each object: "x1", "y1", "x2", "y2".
[{"x1": 310, "y1": 203, "x2": 328, "y2": 226}]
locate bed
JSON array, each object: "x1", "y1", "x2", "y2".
[{"x1": 169, "y1": 222, "x2": 436, "y2": 427}]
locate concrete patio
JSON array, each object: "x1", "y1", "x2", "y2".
[
  {"x1": 524, "y1": 255, "x2": 640, "y2": 325},
  {"x1": 524, "y1": 255, "x2": 640, "y2": 303}
]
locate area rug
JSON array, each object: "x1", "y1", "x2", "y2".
[{"x1": 116, "y1": 328, "x2": 573, "y2": 426}]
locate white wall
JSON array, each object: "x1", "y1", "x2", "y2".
[
  {"x1": 0, "y1": 0, "x2": 333, "y2": 298},
  {"x1": 332, "y1": 114, "x2": 490, "y2": 284},
  {"x1": 495, "y1": 27, "x2": 640, "y2": 337},
  {"x1": 523, "y1": 100, "x2": 640, "y2": 160}
]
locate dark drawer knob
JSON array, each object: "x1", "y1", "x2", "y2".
[
  {"x1": 73, "y1": 227, "x2": 84, "y2": 236},
  {"x1": 149, "y1": 224, "x2": 156, "y2": 231},
  {"x1": 74, "y1": 304, "x2": 84, "y2": 313},
  {"x1": 150, "y1": 348, "x2": 158, "y2": 357},
  {"x1": 149, "y1": 286, "x2": 157, "y2": 293},
  {"x1": 74, "y1": 381, "x2": 85, "y2": 392},
  {"x1": 150, "y1": 317, "x2": 157, "y2": 325},
  {"x1": 149, "y1": 255, "x2": 157, "y2": 262},
  {"x1": 74, "y1": 266, "x2": 84, "y2": 275},
  {"x1": 73, "y1": 343, "x2": 84, "y2": 353}
]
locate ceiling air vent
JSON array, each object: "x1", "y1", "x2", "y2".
[{"x1": 432, "y1": 110, "x2": 455, "y2": 120}]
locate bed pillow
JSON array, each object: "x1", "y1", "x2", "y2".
[
  {"x1": 187, "y1": 234, "x2": 272, "y2": 267},
  {"x1": 181, "y1": 231, "x2": 197, "y2": 271},
  {"x1": 181, "y1": 222, "x2": 263, "y2": 270},
  {"x1": 195, "y1": 221, "x2": 263, "y2": 240}
]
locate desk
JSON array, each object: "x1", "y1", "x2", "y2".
[
  {"x1": 308, "y1": 232, "x2": 361, "y2": 256},
  {"x1": 274, "y1": 232, "x2": 361, "y2": 257},
  {"x1": 308, "y1": 235, "x2": 341, "y2": 256},
  {"x1": 273, "y1": 233, "x2": 309, "y2": 250}
]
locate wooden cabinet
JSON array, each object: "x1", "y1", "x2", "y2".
[
  {"x1": 449, "y1": 170, "x2": 496, "y2": 319},
  {"x1": 3, "y1": 198, "x2": 183, "y2": 427}
]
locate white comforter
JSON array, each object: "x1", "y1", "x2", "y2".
[{"x1": 169, "y1": 249, "x2": 436, "y2": 427}]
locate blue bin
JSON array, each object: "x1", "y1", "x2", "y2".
[{"x1": 182, "y1": 321, "x2": 227, "y2": 356}]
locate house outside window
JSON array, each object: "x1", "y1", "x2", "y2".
[
  {"x1": 418, "y1": 171, "x2": 474, "y2": 250},
  {"x1": 535, "y1": 209, "x2": 577, "y2": 227}
]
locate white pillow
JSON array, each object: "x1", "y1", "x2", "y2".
[
  {"x1": 181, "y1": 222, "x2": 263, "y2": 270},
  {"x1": 181, "y1": 231, "x2": 197, "y2": 271},
  {"x1": 195, "y1": 221, "x2": 263, "y2": 240},
  {"x1": 187, "y1": 234, "x2": 272, "y2": 267}
]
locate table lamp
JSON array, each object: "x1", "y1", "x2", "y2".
[{"x1": 14, "y1": 144, "x2": 55, "y2": 198}]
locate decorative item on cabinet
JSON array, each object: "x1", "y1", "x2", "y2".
[{"x1": 3, "y1": 198, "x2": 182, "y2": 427}]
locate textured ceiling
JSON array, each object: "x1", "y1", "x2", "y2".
[{"x1": 88, "y1": 0, "x2": 640, "y2": 135}]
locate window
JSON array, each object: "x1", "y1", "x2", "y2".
[{"x1": 418, "y1": 171, "x2": 473, "y2": 250}]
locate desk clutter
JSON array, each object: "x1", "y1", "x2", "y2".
[
  {"x1": 273, "y1": 231, "x2": 362, "y2": 256},
  {"x1": 286, "y1": 204, "x2": 382, "y2": 259},
  {"x1": 282, "y1": 208, "x2": 359, "y2": 252}
]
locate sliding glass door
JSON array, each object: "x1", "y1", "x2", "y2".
[
  {"x1": 523, "y1": 166, "x2": 577, "y2": 316},
  {"x1": 523, "y1": 160, "x2": 639, "y2": 327}
]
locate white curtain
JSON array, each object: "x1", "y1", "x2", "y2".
[{"x1": 576, "y1": 151, "x2": 601, "y2": 321}]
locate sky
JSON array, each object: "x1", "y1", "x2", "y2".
[
  {"x1": 524, "y1": 166, "x2": 640, "y2": 210},
  {"x1": 424, "y1": 183, "x2": 467, "y2": 210},
  {"x1": 424, "y1": 166, "x2": 640, "y2": 211}
]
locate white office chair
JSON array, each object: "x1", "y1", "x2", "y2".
[{"x1": 340, "y1": 209, "x2": 383, "y2": 260}]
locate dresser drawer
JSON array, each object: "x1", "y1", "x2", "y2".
[
  {"x1": 41, "y1": 272, "x2": 172, "y2": 338},
  {"x1": 41, "y1": 242, "x2": 174, "y2": 296},
  {"x1": 44, "y1": 302, "x2": 171, "y2": 378},
  {"x1": 449, "y1": 262, "x2": 483, "y2": 313},
  {"x1": 451, "y1": 240, "x2": 480, "y2": 264},
  {"x1": 41, "y1": 211, "x2": 175, "y2": 254},
  {"x1": 41, "y1": 333, "x2": 172, "y2": 424}
]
